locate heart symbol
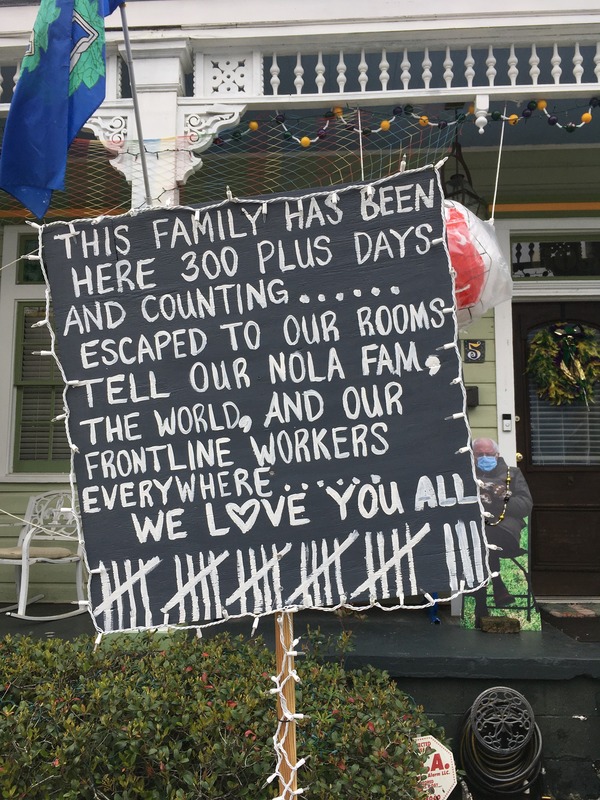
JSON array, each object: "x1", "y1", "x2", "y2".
[{"x1": 225, "y1": 499, "x2": 261, "y2": 533}]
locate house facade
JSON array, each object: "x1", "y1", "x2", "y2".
[{"x1": 0, "y1": 0, "x2": 599, "y2": 604}]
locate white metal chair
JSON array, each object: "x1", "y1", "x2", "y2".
[{"x1": 0, "y1": 490, "x2": 86, "y2": 621}]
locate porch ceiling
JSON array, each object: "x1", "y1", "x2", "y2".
[{"x1": 464, "y1": 145, "x2": 600, "y2": 212}]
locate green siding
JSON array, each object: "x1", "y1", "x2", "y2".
[{"x1": 460, "y1": 312, "x2": 498, "y2": 442}]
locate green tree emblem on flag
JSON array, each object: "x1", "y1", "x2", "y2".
[
  {"x1": 22, "y1": 0, "x2": 61, "y2": 73},
  {"x1": 69, "y1": 0, "x2": 106, "y2": 96},
  {"x1": 21, "y1": 0, "x2": 105, "y2": 94}
]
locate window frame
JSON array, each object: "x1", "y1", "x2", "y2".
[
  {"x1": 0, "y1": 225, "x2": 71, "y2": 480},
  {"x1": 12, "y1": 302, "x2": 70, "y2": 473},
  {"x1": 492, "y1": 217, "x2": 600, "y2": 460},
  {"x1": 526, "y1": 324, "x2": 600, "y2": 466}
]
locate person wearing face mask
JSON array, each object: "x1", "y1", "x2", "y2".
[{"x1": 471, "y1": 437, "x2": 533, "y2": 625}]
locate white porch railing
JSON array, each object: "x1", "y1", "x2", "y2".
[
  {"x1": 1, "y1": 39, "x2": 599, "y2": 108},
  {"x1": 207, "y1": 43, "x2": 600, "y2": 104},
  {"x1": 168, "y1": 40, "x2": 600, "y2": 106},
  {"x1": 1, "y1": 22, "x2": 599, "y2": 212}
]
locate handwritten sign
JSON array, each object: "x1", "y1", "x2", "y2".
[{"x1": 41, "y1": 168, "x2": 487, "y2": 633}]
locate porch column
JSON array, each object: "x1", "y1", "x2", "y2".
[{"x1": 88, "y1": 40, "x2": 247, "y2": 210}]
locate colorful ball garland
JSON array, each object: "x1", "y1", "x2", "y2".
[
  {"x1": 266, "y1": 105, "x2": 464, "y2": 147},
  {"x1": 211, "y1": 98, "x2": 598, "y2": 149},
  {"x1": 487, "y1": 96, "x2": 598, "y2": 130}
]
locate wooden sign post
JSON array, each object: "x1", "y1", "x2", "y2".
[{"x1": 275, "y1": 611, "x2": 297, "y2": 799}]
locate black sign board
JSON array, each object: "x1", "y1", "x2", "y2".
[{"x1": 41, "y1": 168, "x2": 488, "y2": 633}]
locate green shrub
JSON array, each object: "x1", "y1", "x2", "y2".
[{"x1": 0, "y1": 629, "x2": 445, "y2": 799}]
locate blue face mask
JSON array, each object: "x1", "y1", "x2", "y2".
[{"x1": 477, "y1": 455, "x2": 498, "y2": 472}]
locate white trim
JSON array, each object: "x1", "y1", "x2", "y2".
[
  {"x1": 493, "y1": 222, "x2": 516, "y2": 462},
  {"x1": 0, "y1": 227, "x2": 70, "y2": 482},
  {"x1": 501, "y1": 218, "x2": 600, "y2": 236},
  {"x1": 493, "y1": 298, "x2": 517, "y2": 464},
  {"x1": 492, "y1": 218, "x2": 600, "y2": 460},
  {"x1": 509, "y1": 218, "x2": 600, "y2": 299},
  {"x1": 0, "y1": 227, "x2": 24, "y2": 479},
  {"x1": 0, "y1": 474, "x2": 73, "y2": 484},
  {"x1": 512, "y1": 280, "x2": 600, "y2": 300}
]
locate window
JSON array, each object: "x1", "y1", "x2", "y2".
[
  {"x1": 0, "y1": 227, "x2": 70, "y2": 476},
  {"x1": 13, "y1": 303, "x2": 70, "y2": 472},
  {"x1": 17, "y1": 233, "x2": 44, "y2": 284},
  {"x1": 528, "y1": 324, "x2": 600, "y2": 466},
  {"x1": 512, "y1": 239, "x2": 600, "y2": 278}
]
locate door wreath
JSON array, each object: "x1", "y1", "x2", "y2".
[{"x1": 527, "y1": 322, "x2": 600, "y2": 405}]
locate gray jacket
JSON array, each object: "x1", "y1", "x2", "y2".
[{"x1": 476, "y1": 456, "x2": 533, "y2": 542}]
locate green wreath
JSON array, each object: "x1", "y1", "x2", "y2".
[{"x1": 527, "y1": 322, "x2": 600, "y2": 405}]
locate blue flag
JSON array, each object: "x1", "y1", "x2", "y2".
[{"x1": 0, "y1": 0, "x2": 122, "y2": 219}]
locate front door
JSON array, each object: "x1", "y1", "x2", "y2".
[{"x1": 513, "y1": 301, "x2": 600, "y2": 597}]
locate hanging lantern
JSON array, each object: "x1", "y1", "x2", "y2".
[{"x1": 441, "y1": 140, "x2": 488, "y2": 220}]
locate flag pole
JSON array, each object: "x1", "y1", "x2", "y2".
[{"x1": 118, "y1": 2, "x2": 153, "y2": 208}]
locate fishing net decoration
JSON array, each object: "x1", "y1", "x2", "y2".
[
  {"x1": 181, "y1": 105, "x2": 463, "y2": 203},
  {"x1": 1, "y1": 104, "x2": 512, "y2": 326},
  {"x1": 2, "y1": 104, "x2": 511, "y2": 322},
  {"x1": 2, "y1": 97, "x2": 599, "y2": 222},
  {"x1": 184, "y1": 105, "x2": 508, "y2": 328},
  {"x1": 0, "y1": 104, "x2": 465, "y2": 221},
  {"x1": 1, "y1": 102, "x2": 513, "y2": 334},
  {"x1": 0, "y1": 135, "x2": 132, "y2": 221}
]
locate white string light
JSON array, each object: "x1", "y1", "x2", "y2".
[
  {"x1": 31, "y1": 175, "x2": 491, "y2": 648},
  {"x1": 267, "y1": 613, "x2": 306, "y2": 799}
]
